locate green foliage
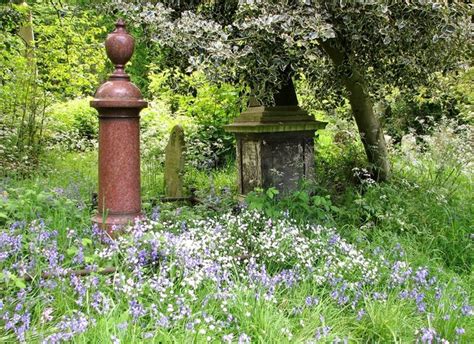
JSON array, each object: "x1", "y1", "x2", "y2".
[
  {"x1": 452, "y1": 67, "x2": 474, "y2": 124},
  {"x1": 116, "y1": 1, "x2": 471, "y2": 105},
  {"x1": 0, "y1": 186, "x2": 83, "y2": 227},
  {"x1": 381, "y1": 68, "x2": 474, "y2": 141},
  {"x1": 0, "y1": 2, "x2": 107, "y2": 175},
  {"x1": 126, "y1": 26, "x2": 158, "y2": 94},
  {"x1": 147, "y1": 69, "x2": 243, "y2": 169},
  {"x1": 0, "y1": 153, "x2": 96, "y2": 257},
  {"x1": 148, "y1": 69, "x2": 243, "y2": 125},
  {"x1": 352, "y1": 293, "x2": 422, "y2": 342},
  {"x1": 186, "y1": 125, "x2": 235, "y2": 170},
  {"x1": 46, "y1": 98, "x2": 98, "y2": 151},
  {"x1": 246, "y1": 186, "x2": 340, "y2": 226},
  {"x1": 315, "y1": 119, "x2": 474, "y2": 273},
  {"x1": 0, "y1": 9, "x2": 49, "y2": 176},
  {"x1": 139, "y1": 102, "x2": 195, "y2": 196},
  {"x1": 138, "y1": 89, "x2": 238, "y2": 194},
  {"x1": 32, "y1": 3, "x2": 108, "y2": 99},
  {"x1": 0, "y1": 4, "x2": 24, "y2": 33}
]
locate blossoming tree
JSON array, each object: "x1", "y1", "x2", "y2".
[{"x1": 113, "y1": 0, "x2": 471, "y2": 181}]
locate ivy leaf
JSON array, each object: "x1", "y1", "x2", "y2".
[
  {"x1": 14, "y1": 277, "x2": 26, "y2": 290},
  {"x1": 84, "y1": 256, "x2": 95, "y2": 264},
  {"x1": 81, "y1": 238, "x2": 93, "y2": 247},
  {"x1": 66, "y1": 247, "x2": 78, "y2": 256}
]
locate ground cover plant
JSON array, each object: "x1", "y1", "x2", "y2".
[
  {"x1": 1, "y1": 1, "x2": 473, "y2": 343},
  {"x1": 1, "y1": 120, "x2": 473, "y2": 343}
]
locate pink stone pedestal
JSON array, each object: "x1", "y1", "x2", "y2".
[{"x1": 91, "y1": 20, "x2": 147, "y2": 235}]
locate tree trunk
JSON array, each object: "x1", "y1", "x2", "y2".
[
  {"x1": 15, "y1": 1, "x2": 35, "y2": 55},
  {"x1": 320, "y1": 40, "x2": 390, "y2": 181}
]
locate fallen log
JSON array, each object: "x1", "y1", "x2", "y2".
[{"x1": 23, "y1": 266, "x2": 117, "y2": 282}]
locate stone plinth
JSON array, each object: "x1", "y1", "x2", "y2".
[
  {"x1": 225, "y1": 104, "x2": 326, "y2": 195},
  {"x1": 91, "y1": 19, "x2": 147, "y2": 234}
]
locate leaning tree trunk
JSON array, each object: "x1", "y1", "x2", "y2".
[
  {"x1": 343, "y1": 69, "x2": 390, "y2": 181},
  {"x1": 320, "y1": 40, "x2": 390, "y2": 181}
]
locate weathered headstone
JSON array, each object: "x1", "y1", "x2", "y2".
[
  {"x1": 164, "y1": 125, "x2": 185, "y2": 197},
  {"x1": 401, "y1": 133, "x2": 417, "y2": 154},
  {"x1": 225, "y1": 78, "x2": 326, "y2": 194}
]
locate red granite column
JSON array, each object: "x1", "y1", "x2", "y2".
[{"x1": 91, "y1": 19, "x2": 147, "y2": 234}]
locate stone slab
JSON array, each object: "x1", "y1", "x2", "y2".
[{"x1": 164, "y1": 125, "x2": 185, "y2": 198}]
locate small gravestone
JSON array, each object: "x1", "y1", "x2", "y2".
[
  {"x1": 164, "y1": 125, "x2": 185, "y2": 197},
  {"x1": 401, "y1": 133, "x2": 417, "y2": 154}
]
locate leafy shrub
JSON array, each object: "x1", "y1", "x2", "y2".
[
  {"x1": 140, "y1": 101, "x2": 197, "y2": 165},
  {"x1": 139, "y1": 101, "x2": 197, "y2": 195},
  {"x1": 185, "y1": 125, "x2": 235, "y2": 170},
  {"x1": 0, "y1": 186, "x2": 83, "y2": 228},
  {"x1": 0, "y1": 2, "x2": 108, "y2": 175},
  {"x1": 246, "y1": 186, "x2": 340, "y2": 226},
  {"x1": 32, "y1": 4, "x2": 108, "y2": 99},
  {"x1": 0, "y1": 7, "x2": 50, "y2": 176},
  {"x1": 397, "y1": 118, "x2": 473, "y2": 194},
  {"x1": 312, "y1": 118, "x2": 368, "y2": 198},
  {"x1": 147, "y1": 69, "x2": 243, "y2": 169},
  {"x1": 46, "y1": 98, "x2": 98, "y2": 151},
  {"x1": 335, "y1": 120, "x2": 474, "y2": 273},
  {"x1": 451, "y1": 67, "x2": 474, "y2": 124},
  {"x1": 381, "y1": 68, "x2": 473, "y2": 142}
]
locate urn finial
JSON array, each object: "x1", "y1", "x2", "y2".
[{"x1": 105, "y1": 19, "x2": 135, "y2": 79}]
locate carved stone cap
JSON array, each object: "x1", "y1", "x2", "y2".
[
  {"x1": 91, "y1": 19, "x2": 147, "y2": 111},
  {"x1": 106, "y1": 19, "x2": 134, "y2": 80}
]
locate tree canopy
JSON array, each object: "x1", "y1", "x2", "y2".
[
  {"x1": 104, "y1": 0, "x2": 472, "y2": 181},
  {"x1": 111, "y1": 0, "x2": 471, "y2": 103}
]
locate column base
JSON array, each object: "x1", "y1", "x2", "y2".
[{"x1": 92, "y1": 212, "x2": 144, "y2": 237}]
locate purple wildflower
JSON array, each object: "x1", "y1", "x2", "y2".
[
  {"x1": 156, "y1": 316, "x2": 170, "y2": 328},
  {"x1": 414, "y1": 267, "x2": 429, "y2": 286},
  {"x1": 72, "y1": 246, "x2": 84, "y2": 265},
  {"x1": 357, "y1": 309, "x2": 366, "y2": 321},
  {"x1": 419, "y1": 327, "x2": 436, "y2": 344},
  {"x1": 117, "y1": 322, "x2": 128, "y2": 331},
  {"x1": 143, "y1": 332, "x2": 154, "y2": 339},
  {"x1": 129, "y1": 300, "x2": 145, "y2": 322},
  {"x1": 151, "y1": 206, "x2": 160, "y2": 221},
  {"x1": 42, "y1": 312, "x2": 93, "y2": 344},
  {"x1": 238, "y1": 333, "x2": 251, "y2": 344},
  {"x1": 69, "y1": 275, "x2": 86, "y2": 305},
  {"x1": 315, "y1": 325, "x2": 331, "y2": 340},
  {"x1": 461, "y1": 304, "x2": 473, "y2": 316}
]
